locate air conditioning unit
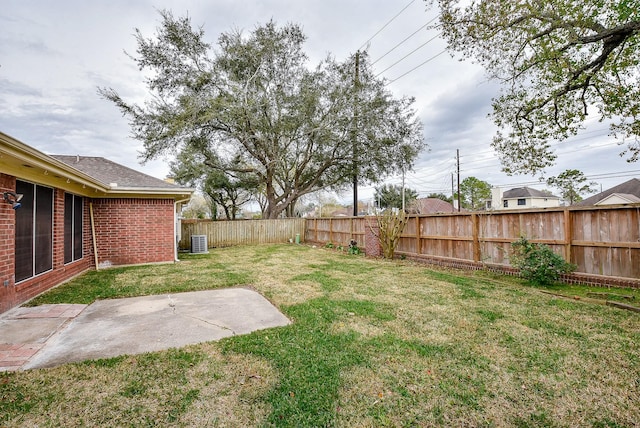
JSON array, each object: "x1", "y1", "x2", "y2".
[{"x1": 190, "y1": 235, "x2": 208, "y2": 254}]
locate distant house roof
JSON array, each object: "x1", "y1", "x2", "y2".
[
  {"x1": 576, "y1": 178, "x2": 640, "y2": 206},
  {"x1": 503, "y1": 186, "x2": 558, "y2": 199},
  {"x1": 595, "y1": 193, "x2": 640, "y2": 205},
  {"x1": 50, "y1": 155, "x2": 179, "y2": 190},
  {"x1": 415, "y1": 198, "x2": 455, "y2": 214}
]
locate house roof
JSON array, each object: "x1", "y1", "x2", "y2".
[
  {"x1": 595, "y1": 193, "x2": 640, "y2": 205},
  {"x1": 575, "y1": 178, "x2": 640, "y2": 206},
  {"x1": 503, "y1": 186, "x2": 558, "y2": 199},
  {"x1": 1, "y1": 131, "x2": 193, "y2": 201},
  {"x1": 415, "y1": 198, "x2": 455, "y2": 214},
  {"x1": 50, "y1": 155, "x2": 179, "y2": 190}
]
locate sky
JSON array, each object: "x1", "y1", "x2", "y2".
[{"x1": 2, "y1": 0, "x2": 638, "y2": 206}]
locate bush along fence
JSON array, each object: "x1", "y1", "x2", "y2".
[{"x1": 304, "y1": 205, "x2": 640, "y2": 289}]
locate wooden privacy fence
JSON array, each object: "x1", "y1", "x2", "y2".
[
  {"x1": 180, "y1": 218, "x2": 306, "y2": 249},
  {"x1": 305, "y1": 205, "x2": 640, "y2": 287}
]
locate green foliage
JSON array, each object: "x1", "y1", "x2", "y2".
[
  {"x1": 510, "y1": 237, "x2": 576, "y2": 286},
  {"x1": 348, "y1": 240, "x2": 361, "y2": 255},
  {"x1": 171, "y1": 148, "x2": 258, "y2": 219},
  {"x1": 101, "y1": 12, "x2": 425, "y2": 219},
  {"x1": 456, "y1": 176, "x2": 491, "y2": 210},
  {"x1": 546, "y1": 169, "x2": 598, "y2": 205},
  {"x1": 433, "y1": 0, "x2": 640, "y2": 174},
  {"x1": 375, "y1": 183, "x2": 419, "y2": 209},
  {"x1": 426, "y1": 192, "x2": 453, "y2": 203}
]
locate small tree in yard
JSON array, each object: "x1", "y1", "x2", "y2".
[
  {"x1": 510, "y1": 237, "x2": 576, "y2": 286},
  {"x1": 369, "y1": 209, "x2": 408, "y2": 259},
  {"x1": 546, "y1": 169, "x2": 598, "y2": 205}
]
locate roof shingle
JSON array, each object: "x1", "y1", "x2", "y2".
[
  {"x1": 576, "y1": 178, "x2": 640, "y2": 206},
  {"x1": 50, "y1": 155, "x2": 182, "y2": 190},
  {"x1": 503, "y1": 186, "x2": 558, "y2": 199}
]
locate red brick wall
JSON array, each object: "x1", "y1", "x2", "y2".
[
  {"x1": 364, "y1": 216, "x2": 382, "y2": 257},
  {"x1": 90, "y1": 198, "x2": 175, "y2": 267},
  {"x1": 0, "y1": 174, "x2": 18, "y2": 312},
  {"x1": 1, "y1": 176, "x2": 177, "y2": 313},
  {"x1": 0, "y1": 176, "x2": 93, "y2": 313}
]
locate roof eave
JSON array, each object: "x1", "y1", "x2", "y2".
[
  {"x1": 104, "y1": 186, "x2": 195, "y2": 201},
  {"x1": 1, "y1": 132, "x2": 110, "y2": 194}
]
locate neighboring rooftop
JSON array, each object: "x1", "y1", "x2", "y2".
[
  {"x1": 576, "y1": 178, "x2": 640, "y2": 206},
  {"x1": 415, "y1": 197, "x2": 455, "y2": 214},
  {"x1": 503, "y1": 186, "x2": 558, "y2": 199},
  {"x1": 50, "y1": 155, "x2": 181, "y2": 190}
]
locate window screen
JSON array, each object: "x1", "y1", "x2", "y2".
[
  {"x1": 15, "y1": 181, "x2": 53, "y2": 282},
  {"x1": 64, "y1": 193, "x2": 83, "y2": 263}
]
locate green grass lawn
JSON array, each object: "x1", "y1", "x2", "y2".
[{"x1": 3, "y1": 244, "x2": 639, "y2": 427}]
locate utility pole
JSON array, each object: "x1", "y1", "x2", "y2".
[
  {"x1": 456, "y1": 149, "x2": 461, "y2": 212},
  {"x1": 401, "y1": 167, "x2": 406, "y2": 212},
  {"x1": 451, "y1": 173, "x2": 455, "y2": 212},
  {"x1": 352, "y1": 51, "x2": 360, "y2": 217}
]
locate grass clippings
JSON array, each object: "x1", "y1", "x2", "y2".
[{"x1": 2, "y1": 244, "x2": 639, "y2": 427}]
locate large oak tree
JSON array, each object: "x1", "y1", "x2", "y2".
[
  {"x1": 431, "y1": 0, "x2": 640, "y2": 175},
  {"x1": 101, "y1": 11, "x2": 424, "y2": 218}
]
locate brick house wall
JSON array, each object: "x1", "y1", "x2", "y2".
[
  {"x1": 0, "y1": 173, "x2": 18, "y2": 312},
  {"x1": 1, "y1": 173, "x2": 177, "y2": 313},
  {"x1": 0, "y1": 174, "x2": 93, "y2": 312},
  {"x1": 91, "y1": 198, "x2": 175, "y2": 267}
]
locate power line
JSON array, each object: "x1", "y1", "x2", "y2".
[
  {"x1": 386, "y1": 49, "x2": 447, "y2": 84},
  {"x1": 371, "y1": 15, "x2": 439, "y2": 66},
  {"x1": 358, "y1": 0, "x2": 417, "y2": 51},
  {"x1": 375, "y1": 33, "x2": 442, "y2": 77}
]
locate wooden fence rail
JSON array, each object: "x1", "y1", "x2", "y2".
[
  {"x1": 180, "y1": 218, "x2": 306, "y2": 249},
  {"x1": 179, "y1": 206, "x2": 639, "y2": 287},
  {"x1": 304, "y1": 205, "x2": 640, "y2": 287}
]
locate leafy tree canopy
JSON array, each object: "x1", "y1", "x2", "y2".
[
  {"x1": 170, "y1": 146, "x2": 258, "y2": 220},
  {"x1": 457, "y1": 176, "x2": 491, "y2": 210},
  {"x1": 181, "y1": 194, "x2": 213, "y2": 219},
  {"x1": 426, "y1": 192, "x2": 453, "y2": 203},
  {"x1": 546, "y1": 169, "x2": 597, "y2": 204},
  {"x1": 100, "y1": 11, "x2": 425, "y2": 218},
  {"x1": 431, "y1": 0, "x2": 640, "y2": 175},
  {"x1": 375, "y1": 184, "x2": 419, "y2": 209}
]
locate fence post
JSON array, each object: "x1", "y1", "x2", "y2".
[
  {"x1": 415, "y1": 216, "x2": 421, "y2": 255},
  {"x1": 564, "y1": 208, "x2": 572, "y2": 263},
  {"x1": 472, "y1": 213, "x2": 480, "y2": 262}
]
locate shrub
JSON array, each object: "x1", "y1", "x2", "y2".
[
  {"x1": 369, "y1": 209, "x2": 407, "y2": 259},
  {"x1": 348, "y1": 240, "x2": 361, "y2": 255},
  {"x1": 510, "y1": 237, "x2": 576, "y2": 286}
]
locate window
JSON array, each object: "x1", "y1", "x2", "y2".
[
  {"x1": 15, "y1": 180, "x2": 53, "y2": 282},
  {"x1": 64, "y1": 193, "x2": 83, "y2": 263},
  {"x1": 517, "y1": 198, "x2": 526, "y2": 206},
  {"x1": 503, "y1": 200, "x2": 508, "y2": 208}
]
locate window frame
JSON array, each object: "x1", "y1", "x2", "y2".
[
  {"x1": 64, "y1": 193, "x2": 84, "y2": 264},
  {"x1": 15, "y1": 180, "x2": 54, "y2": 283}
]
